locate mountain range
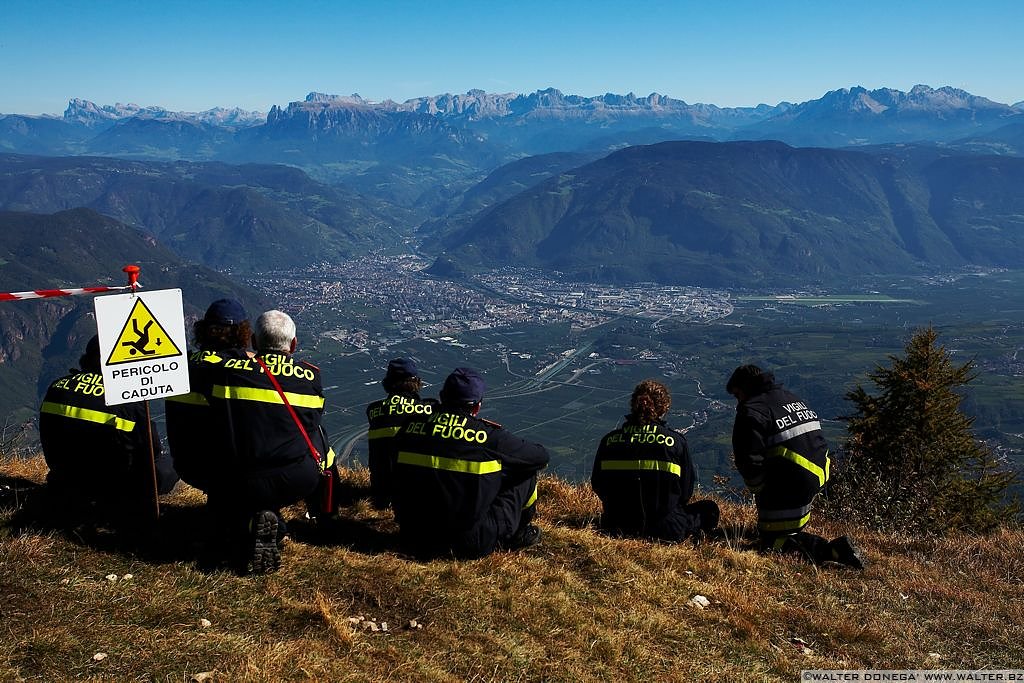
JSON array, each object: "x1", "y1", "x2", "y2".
[{"x1": 3, "y1": 85, "x2": 1023, "y2": 209}]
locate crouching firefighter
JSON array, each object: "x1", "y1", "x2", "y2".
[
  {"x1": 727, "y1": 364, "x2": 864, "y2": 569},
  {"x1": 200, "y1": 310, "x2": 338, "y2": 574}
]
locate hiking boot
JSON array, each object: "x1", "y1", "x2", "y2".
[
  {"x1": 508, "y1": 524, "x2": 542, "y2": 550},
  {"x1": 249, "y1": 510, "x2": 282, "y2": 575},
  {"x1": 828, "y1": 535, "x2": 865, "y2": 570},
  {"x1": 275, "y1": 513, "x2": 288, "y2": 550}
]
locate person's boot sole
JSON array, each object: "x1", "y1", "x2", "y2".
[{"x1": 250, "y1": 510, "x2": 281, "y2": 574}]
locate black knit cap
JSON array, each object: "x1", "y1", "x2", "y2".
[
  {"x1": 726, "y1": 364, "x2": 773, "y2": 395},
  {"x1": 203, "y1": 298, "x2": 247, "y2": 325},
  {"x1": 385, "y1": 358, "x2": 418, "y2": 382},
  {"x1": 441, "y1": 367, "x2": 486, "y2": 404},
  {"x1": 80, "y1": 334, "x2": 101, "y2": 372}
]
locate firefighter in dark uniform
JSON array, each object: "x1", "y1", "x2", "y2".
[
  {"x1": 39, "y1": 335, "x2": 178, "y2": 523},
  {"x1": 727, "y1": 364, "x2": 864, "y2": 568},
  {"x1": 392, "y1": 367, "x2": 549, "y2": 559},
  {"x1": 365, "y1": 358, "x2": 439, "y2": 508},
  {"x1": 592, "y1": 379, "x2": 719, "y2": 541},
  {"x1": 201, "y1": 309, "x2": 336, "y2": 574},
  {"x1": 166, "y1": 298, "x2": 251, "y2": 494}
]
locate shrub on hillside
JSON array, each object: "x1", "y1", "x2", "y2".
[{"x1": 828, "y1": 327, "x2": 1019, "y2": 534}]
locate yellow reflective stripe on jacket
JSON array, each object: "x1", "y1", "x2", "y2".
[
  {"x1": 40, "y1": 401, "x2": 136, "y2": 433},
  {"x1": 524, "y1": 483, "x2": 538, "y2": 510},
  {"x1": 767, "y1": 447, "x2": 829, "y2": 487},
  {"x1": 165, "y1": 391, "x2": 209, "y2": 406},
  {"x1": 397, "y1": 451, "x2": 502, "y2": 475},
  {"x1": 323, "y1": 446, "x2": 336, "y2": 469},
  {"x1": 600, "y1": 459, "x2": 682, "y2": 477},
  {"x1": 758, "y1": 512, "x2": 811, "y2": 532},
  {"x1": 212, "y1": 384, "x2": 325, "y2": 409},
  {"x1": 367, "y1": 426, "x2": 402, "y2": 440}
]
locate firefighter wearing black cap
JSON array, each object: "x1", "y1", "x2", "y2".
[
  {"x1": 365, "y1": 358, "x2": 439, "y2": 509},
  {"x1": 39, "y1": 334, "x2": 178, "y2": 523},
  {"x1": 592, "y1": 379, "x2": 719, "y2": 541},
  {"x1": 392, "y1": 367, "x2": 549, "y2": 558},
  {"x1": 201, "y1": 309, "x2": 337, "y2": 574},
  {"x1": 166, "y1": 298, "x2": 251, "y2": 493},
  {"x1": 727, "y1": 364, "x2": 864, "y2": 568}
]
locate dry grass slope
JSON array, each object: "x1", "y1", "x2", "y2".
[{"x1": 2, "y1": 455, "x2": 1022, "y2": 682}]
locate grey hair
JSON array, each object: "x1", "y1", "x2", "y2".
[{"x1": 254, "y1": 309, "x2": 296, "y2": 352}]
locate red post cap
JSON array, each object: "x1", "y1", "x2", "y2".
[{"x1": 122, "y1": 264, "x2": 140, "y2": 289}]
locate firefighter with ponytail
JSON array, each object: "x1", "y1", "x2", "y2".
[{"x1": 592, "y1": 379, "x2": 719, "y2": 541}]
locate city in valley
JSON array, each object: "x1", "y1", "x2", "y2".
[
  {"x1": 251, "y1": 254, "x2": 735, "y2": 346},
  {"x1": 243, "y1": 255, "x2": 1024, "y2": 486}
]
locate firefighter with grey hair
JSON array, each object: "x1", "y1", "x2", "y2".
[{"x1": 201, "y1": 309, "x2": 336, "y2": 574}]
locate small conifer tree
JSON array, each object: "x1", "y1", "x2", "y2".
[{"x1": 834, "y1": 327, "x2": 1019, "y2": 534}]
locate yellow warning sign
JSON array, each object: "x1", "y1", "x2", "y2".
[{"x1": 105, "y1": 298, "x2": 184, "y2": 365}]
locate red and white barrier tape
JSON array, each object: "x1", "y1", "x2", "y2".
[{"x1": 0, "y1": 285, "x2": 136, "y2": 302}]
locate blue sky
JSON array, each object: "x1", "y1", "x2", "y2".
[{"x1": 2, "y1": 0, "x2": 1022, "y2": 115}]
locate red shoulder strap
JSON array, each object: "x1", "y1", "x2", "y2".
[{"x1": 255, "y1": 355, "x2": 321, "y2": 465}]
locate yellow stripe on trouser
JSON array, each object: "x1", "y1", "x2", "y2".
[
  {"x1": 600, "y1": 459, "x2": 682, "y2": 476},
  {"x1": 324, "y1": 447, "x2": 336, "y2": 469},
  {"x1": 212, "y1": 384, "x2": 325, "y2": 409},
  {"x1": 367, "y1": 426, "x2": 402, "y2": 440},
  {"x1": 523, "y1": 483, "x2": 538, "y2": 510},
  {"x1": 165, "y1": 391, "x2": 209, "y2": 406},
  {"x1": 757, "y1": 447, "x2": 827, "y2": 533},
  {"x1": 759, "y1": 511, "x2": 812, "y2": 533},
  {"x1": 397, "y1": 451, "x2": 502, "y2": 475},
  {"x1": 40, "y1": 401, "x2": 136, "y2": 432}
]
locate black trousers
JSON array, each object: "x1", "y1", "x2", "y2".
[
  {"x1": 206, "y1": 458, "x2": 321, "y2": 520},
  {"x1": 602, "y1": 498, "x2": 720, "y2": 542},
  {"x1": 402, "y1": 473, "x2": 539, "y2": 560},
  {"x1": 45, "y1": 450, "x2": 179, "y2": 522}
]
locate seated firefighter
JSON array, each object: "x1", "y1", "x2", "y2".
[
  {"x1": 392, "y1": 367, "x2": 549, "y2": 559},
  {"x1": 365, "y1": 358, "x2": 439, "y2": 509},
  {"x1": 201, "y1": 309, "x2": 337, "y2": 574},
  {"x1": 38, "y1": 334, "x2": 179, "y2": 525},
  {"x1": 165, "y1": 298, "x2": 252, "y2": 494},
  {"x1": 727, "y1": 364, "x2": 863, "y2": 569},
  {"x1": 592, "y1": 379, "x2": 719, "y2": 541}
]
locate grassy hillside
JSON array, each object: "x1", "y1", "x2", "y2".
[
  {"x1": 2, "y1": 454, "x2": 1022, "y2": 681},
  {"x1": 0, "y1": 154, "x2": 408, "y2": 271}
]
